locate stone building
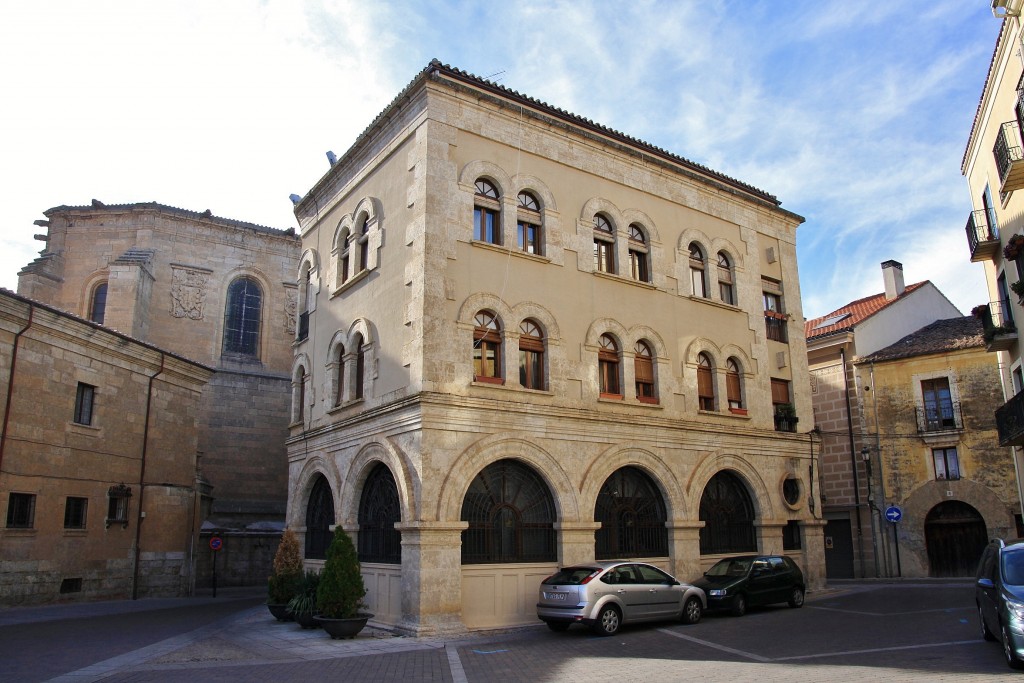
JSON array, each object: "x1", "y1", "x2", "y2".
[
  {"x1": 0, "y1": 289, "x2": 213, "y2": 604},
  {"x1": 852, "y1": 316, "x2": 1018, "y2": 578},
  {"x1": 286, "y1": 60, "x2": 823, "y2": 634},
  {"x1": 805, "y1": 261, "x2": 962, "y2": 579},
  {"x1": 17, "y1": 201, "x2": 301, "y2": 586}
]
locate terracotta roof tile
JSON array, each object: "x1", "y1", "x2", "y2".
[
  {"x1": 804, "y1": 282, "x2": 928, "y2": 341},
  {"x1": 857, "y1": 317, "x2": 984, "y2": 363}
]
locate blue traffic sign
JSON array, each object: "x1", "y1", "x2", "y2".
[
  {"x1": 884, "y1": 506, "x2": 903, "y2": 524},
  {"x1": 209, "y1": 536, "x2": 223, "y2": 551}
]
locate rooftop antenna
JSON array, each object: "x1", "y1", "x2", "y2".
[{"x1": 484, "y1": 69, "x2": 506, "y2": 82}]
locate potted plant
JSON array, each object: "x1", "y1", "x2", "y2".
[
  {"x1": 314, "y1": 526, "x2": 372, "y2": 639},
  {"x1": 774, "y1": 403, "x2": 798, "y2": 432},
  {"x1": 267, "y1": 528, "x2": 302, "y2": 621},
  {"x1": 1012, "y1": 279, "x2": 1024, "y2": 305},
  {"x1": 288, "y1": 570, "x2": 321, "y2": 629},
  {"x1": 1006, "y1": 234, "x2": 1024, "y2": 261}
]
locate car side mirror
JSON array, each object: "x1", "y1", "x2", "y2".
[{"x1": 977, "y1": 577, "x2": 996, "y2": 589}]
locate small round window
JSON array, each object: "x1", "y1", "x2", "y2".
[{"x1": 782, "y1": 477, "x2": 801, "y2": 508}]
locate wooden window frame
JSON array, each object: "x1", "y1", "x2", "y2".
[
  {"x1": 634, "y1": 340, "x2": 657, "y2": 403},
  {"x1": 473, "y1": 311, "x2": 503, "y2": 383},
  {"x1": 599, "y1": 334, "x2": 622, "y2": 398}
]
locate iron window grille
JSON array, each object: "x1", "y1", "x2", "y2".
[
  {"x1": 699, "y1": 471, "x2": 756, "y2": 555},
  {"x1": 106, "y1": 484, "x2": 131, "y2": 529},
  {"x1": 305, "y1": 475, "x2": 335, "y2": 560},
  {"x1": 595, "y1": 467, "x2": 668, "y2": 559},
  {"x1": 358, "y1": 464, "x2": 402, "y2": 564},
  {"x1": 6, "y1": 492, "x2": 35, "y2": 529}
]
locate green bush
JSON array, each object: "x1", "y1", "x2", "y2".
[
  {"x1": 287, "y1": 570, "x2": 321, "y2": 615},
  {"x1": 268, "y1": 528, "x2": 303, "y2": 604},
  {"x1": 316, "y1": 527, "x2": 366, "y2": 619}
]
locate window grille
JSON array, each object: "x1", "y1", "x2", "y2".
[
  {"x1": 358, "y1": 464, "x2": 401, "y2": 564},
  {"x1": 699, "y1": 471, "x2": 756, "y2": 554},
  {"x1": 595, "y1": 467, "x2": 668, "y2": 559}
]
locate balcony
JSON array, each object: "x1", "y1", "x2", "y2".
[
  {"x1": 976, "y1": 299, "x2": 1017, "y2": 352},
  {"x1": 966, "y1": 210, "x2": 1000, "y2": 262},
  {"x1": 997, "y1": 390, "x2": 1024, "y2": 447},
  {"x1": 915, "y1": 402, "x2": 962, "y2": 433},
  {"x1": 994, "y1": 121, "x2": 1024, "y2": 194},
  {"x1": 764, "y1": 311, "x2": 788, "y2": 343}
]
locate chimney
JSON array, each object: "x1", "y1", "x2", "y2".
[{"x1": 882, "y1": 260, "x2": 905, "y2": 300}]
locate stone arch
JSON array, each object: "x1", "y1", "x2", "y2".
[
  {"x1": 297, "y1": 248, "x2": 320, "y2": 281},
  {"x1": 584, "y1": 318, "x2": 630, "y2": 349},
  {"x1": 435, "y1": 434, "x2": 580, "y2": 524},
  {"x1": 511, "y1": 173, "x2": 557, "y2": 212},
  {"x1": 219, "y1": 267, "x2": 273, "y2": 358},
  {"x1": 459, "y1": 160, "x2": 514, "y2": 196},
  {"x1": 456, "y1": 292, "x2": 514, "y2": 327},
  {"x1": 333, "y1": 214, "x2": 354, "y2": 252},
  {"x1": 627, "y1": 325, "x2": 668, "y2": 360},
  {"x1": 580, "y1": 197, "x2": 625, "y2": 229},
  {"x1": 509, "y1": 301, "x2": 561, "y2": 341},
  {"x1": 290, "y1": 454, "x2": 342, "y2": 525},
  {"x1": 903, "y1": 478, "x2": 1012, "y2": 538},
  {"x1": 579, "y1": 445, "x2": 687, "y2": 522},
  {"x1": 337, "y1": 439, "x2": 419, "y2": 526},
  {"x1": 677, "y1": 228, "x2": 713, "y2": 254},
  {"x1": 80, "y1": 269, "x2": 110, "y2": 321},
  {"x1": 347, "y1": 317, "x2": 376, "y2": 346},
  {"x1": 687, "y1": 452, "x2": 775, "y2": 521},
  {"x1": 622, "y1": 208, "x2": 660, "y2": 245},
  {"x1": 290, "y1": 352, "x2": 312, "y2": 422},
  {"x1": 683, "y1": 337, "x2": 724, "y2": 367},
  {"x1": 710, "y1": 238, "x2": 744, "y2": 271},
  {"x1": 352, "y1": 196, "x2": 383, "y2": 227}
]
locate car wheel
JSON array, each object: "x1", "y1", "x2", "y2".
[
  {"x1": 682, "y1": 596, "x2": 703, "y2": 625},
  {"x1": 592, "y1": 605, "x2": 621, "y2": 636},
  {"x1": 730, "y1": 593, "x2": 747, "y2": 617},
  {"x1": 788, "y1": 587, "x2": 805, "y2": 608},
  {"x1": 980, "y1": 606, "x2": 996, "y2": 642},
  {"x1": 1003, "y1": 623, "x2": 1024, "y2": 669},
  {"x1": 546, "y1": 621, "x2": 571, "y2": 632}
]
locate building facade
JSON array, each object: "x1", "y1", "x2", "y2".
[
  {"x1": 854, "y1": 317, "x2": 1018, "y2": 578},
  {"x1": 805, "y1": 261, "x2": 963, "y2": 578},
  {"x1": 0, "y1": 290, "x2": 213, "y2": 604},
  {"x1": 17, "y1": 201, "x2": 301, "y2": 586},
  {"x1": 962, "y1": 10, "x2": 1024, "y2": 513},
  {"x1": 286, "y1": 61, "x2": 824, "y2": 634}
]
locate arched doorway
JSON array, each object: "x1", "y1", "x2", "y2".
[
  {"x1": 305, "y1": 474, "x2": 335, "y2": 560},
  {"x1": 358, "y1": 464, "x2": 401, "y2": 564},
  {"x1": 699, "y1": 470, "x2": 756, "y2": 555},
  {"x1": 595, "y1": 466, "x2": 668, "y2": 559},
  {"x1": 924, "y1": 500, "x2": 987, "y2": 577}
]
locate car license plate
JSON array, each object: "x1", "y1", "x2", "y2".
[{"x1": 545, "y1": 592, "x2": 566, "y2": 601}]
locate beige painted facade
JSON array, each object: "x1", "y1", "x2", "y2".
[
  {"x1": 286, "y1": 61, "x2": 823, "y2": 634},
  {"x1": 962, "y1": 12, "x2": 1024, "y2": 510},
  {"x1": 853, "y1": 336, "x2": 1017, "y2": 578},
  {"x1": 16, "y1": 202, "x2": 301, "y2": 585},
  {"x1": 0, "y1": 290, "x2": 212, "y2": 605}
]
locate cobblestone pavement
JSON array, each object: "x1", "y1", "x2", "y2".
[{"x1": 6, "y1": 581, "x2": 1019, "y2": 682}]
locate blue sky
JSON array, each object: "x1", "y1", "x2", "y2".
[{"x1": 0, "y1": 1, "x2": 1002, "y2": 318}]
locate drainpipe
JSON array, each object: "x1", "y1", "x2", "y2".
[
  {"x1": 0, "y1": 304, "x2": 34, "y2": 473},
  {"x1": 841, "y1": 347, "x2": 867, "y2": 577},
  {"x1": 132, "y1": 352, "x2": 166, "y2": 600}
]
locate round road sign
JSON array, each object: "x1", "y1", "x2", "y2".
[
  {"x1": 884, "y1": 506, "x2": 903, "y2": 524},
  {"x1": 210, "y1": 536, "x2": 223, "y2": 551}
]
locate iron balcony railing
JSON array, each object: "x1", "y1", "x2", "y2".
[
  {"x1": 997, "y1": 390, "x2": 1024, "y2": 447},
  {"x1": 995, "y1": 120, "x2": 1024, "y2": 192},
  {"x1": 977, "y1": 299, "x2": 1018, "y2": 352},
  {"x1": 965, "y1": 209, "x2": 1000, "y2": 261},
  {"x1": 915, "y1": 401, "x2": 962, "y2": 432},
  {"x1": 765, "y1": 313, "x2": 788, "y2": 343}
]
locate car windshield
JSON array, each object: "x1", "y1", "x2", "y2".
[
  {"x1": 1003, "y1": 550, "x2": 1024, "y2": 586},
  {"x1": 706, "y1": 558, "x2": 752, "y2": 577},
  {"x1": 542, "y1": 567, "x2": 599, "y2": 585}
]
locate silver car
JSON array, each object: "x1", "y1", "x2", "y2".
[{"x1": 537, "y1": 561, "x2": 706, "y2": 636}]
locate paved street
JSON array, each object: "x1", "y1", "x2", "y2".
[{"x1": 1, "y1": 581, "x2": 1018, "y2": 682}]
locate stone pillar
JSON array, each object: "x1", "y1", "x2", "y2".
[
  {"x1": 394, "y1": 521, "x2": 468, "y2": 636},
  {"x1": 555, "y1": 522, "x2": 601, "y2": 566},
  {"x1": 800, "y1": 519, "x2": 828, "y2": 590},
  {"x1": 755, "y1": 520, "x2": 787, "y2": 555},
  {"x1": 668, "y1": 520, "x2": 703, "y2": 579}
]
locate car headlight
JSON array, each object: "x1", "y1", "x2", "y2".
[
  {"x1": 708, "y1": 589, "x2": 727, "y2": 597},
  {"x1": 1008, "y1": 599, "x2": 1024, "y2": 622}
]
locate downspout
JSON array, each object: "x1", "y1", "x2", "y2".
[
  {"x1": 132, "y1": 352, "x2": 166, "y2": 600},
  {"x1": 840, "y1": 347, "x2": 867, "y2": 577},
  {"x1": 0, "y1": 305, "x2": 34, "y2": 473},
  {"x1": 868, "y1": 362, "x2": 891, "y2": 577}
]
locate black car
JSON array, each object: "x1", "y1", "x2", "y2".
[
  {"x1": 692, "y1": 555, "x2": 805, "y2": 616},
  {"x1": 976, "y1": 538, "x2": 1024, "y2": 669}
]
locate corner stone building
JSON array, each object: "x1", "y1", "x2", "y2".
[
  {"x1": 288, "y1": 60, "x2": 824, "y2": 634},
  {"x1": 17, "y1": 201, "x2": 300, "y2": 586}
]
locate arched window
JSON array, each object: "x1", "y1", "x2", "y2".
[
  {"x1": 353, "y1": 333, "x2": 365, "y2": 400},
  {"x1": 634, "y1": 340, "x2": 656, "y2": 403},
  {"x1": 726, "y1": 358, "x2": 743, "y2": 410},
  {"x1": 689, "y1": 243, "x2": 708, "y2": 298},
  {"x1": 305, "y1": 474, "x2": 335, "y2": 560},
  {"x1": 474, "y1": 179, "x2": 501, "y2": 245},
  {"x1": 628, "y1": 224, "x2": 650, "y2": 282},
  {"x1": 473, "y1": 310, "x2": 502, "y2": 383},
  {"x1": 598, "y1": 334, "x2": 621, "y2": 398},
  {"x1": 595, "y1": 466, "x2": 668, "y2": 559},
  {"x1": 697, "y1": 352, "x2": 715, "y2": 411},
  {"x1": 461, "y1": 459, "x2": 556, "y2": 564},
  {"x1": 293, "y1": 364, "x2": 307, "y2": 423},
  {"x1": 89, "y1": 282, "x2": 108, "y2": 325},
  {"x1": 517, "y1": 191, "x2": 542, "y2": 255},
  {"x1": 357, "y1": 215, "x2": 370, "y2": 272},
  {"x1": 593, "y1": 214, "x2": 616, "y2": 274},
  {"x1": 223, "y1": 277, "x2": 262, "y2": 357},
  {"x1": 338, "y1": 227, "x2": 351, "y2": 286},
  {"x1": 699, "y1": 471, "x2": 756, "y2": 555},
  {"x1": 519, "y1": 319, "x2": 545, "y2": 390},
  {"x1": 358, "y1": 464, "x2": 401, "y2": 564},
  {"x1": 298, "y1": 266, "x2": 312, "y2": 341},
  {"x1": 334, "y1": 344, "x2": 346, "y2": 406},
  {"x1": 717, "y1": 252, "x2": 734, "y2": 304}
]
